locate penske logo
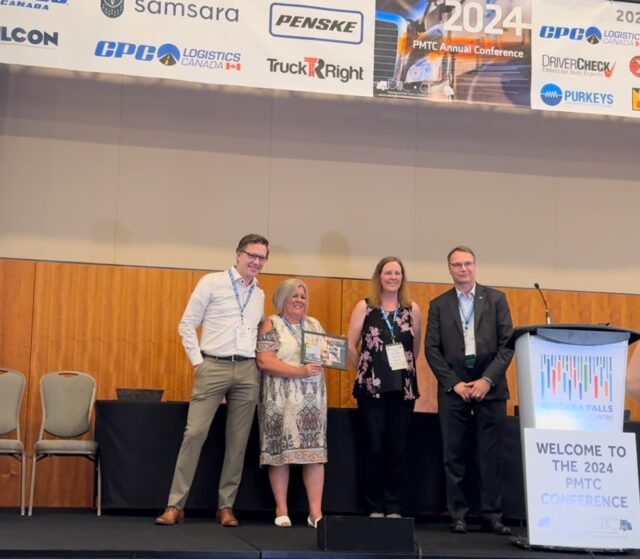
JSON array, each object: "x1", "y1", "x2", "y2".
[{"x1": 269, "y1": 3, "x2": 363, "y2": 45}]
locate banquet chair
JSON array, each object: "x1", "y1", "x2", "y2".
[
  {"x1": 0, "y1": 368, "x2": 27, "y2": 515},
  {"x1": 28, "y1": 371, "x2": 101, "y2": 516}
]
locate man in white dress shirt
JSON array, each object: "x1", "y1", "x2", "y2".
[{"x1": 156, "y1": 233, "x2": 269, "y2": 527}]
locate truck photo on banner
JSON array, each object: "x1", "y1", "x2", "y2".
[
  {"x1": 532, "y1": 0, "x2": 640, "y2": 119},
  {"x1": 373, "y1": 0, "x2": 532, "y2": 106}
]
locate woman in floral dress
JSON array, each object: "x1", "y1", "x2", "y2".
[
  {"x1": 257, "y1": 279, "x2": 326, "y2": 528},
  {"x1": 347, "y1": 256, "x2": 422, "y2": 518}
]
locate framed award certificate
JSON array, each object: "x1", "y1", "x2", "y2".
[{"x1": 301, "y1": 331, "x2": 349, "y2": 371}]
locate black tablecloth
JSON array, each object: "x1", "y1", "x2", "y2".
[{"x1": 96, "y1": 401, "x2": 639, "y2": 518}]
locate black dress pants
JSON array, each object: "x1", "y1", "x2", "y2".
[
  {"x1": 438, "y1": 390, "x2": 506, "y2": 521},
  {"x1": 357, "y1": 392, "x2": 415, "y2": 515}
]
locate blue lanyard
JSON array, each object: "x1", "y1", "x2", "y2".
[
  {"x1": 279, "y1": 314, "x2": 305, "y2": 342},
  {"x1": 458, "y1": 293, "x2": 474, "y2": 330},
  {"x1": 380, "y1": 307, "x2": 399, "y2": 343},
  {"x1": 229, "y1": 270, "x2": 255, "y2": 322}
]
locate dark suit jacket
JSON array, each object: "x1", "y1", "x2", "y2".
[{"x1": 425, "y1": 284, "x2": 514, "y2": 401}]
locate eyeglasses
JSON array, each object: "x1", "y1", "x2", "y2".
[
  {"x1": 449, "y1": 261, "x2": 475, "y2": 269},
  {"x1": 241, "y1": 250, "x2": 268, "y2": 263}
]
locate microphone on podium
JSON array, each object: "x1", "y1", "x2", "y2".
[{"x1": 533, "y1": 282, "x2": 552, "y2": 325}]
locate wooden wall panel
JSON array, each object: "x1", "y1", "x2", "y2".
[
  {"x1": 27, "y1": 262, "x2": 193, "y2": 508},
  {"x1": 3, "y1": 257, "x2": 640, "y2": 509},
  {"x1": 0, "y1": 259, "x2": 35, "y2": 508}
]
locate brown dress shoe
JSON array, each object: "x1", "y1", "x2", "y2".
[
  {"x1": 155, "y1": 506, "x2": 184, "y2": 526},
  {"x1": 217, "y1": 507, "x2": 239, "y2": 527}
]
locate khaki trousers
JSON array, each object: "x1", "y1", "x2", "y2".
[{"x1": 167, "y1": 358, "x2": 260, "y2": 509}]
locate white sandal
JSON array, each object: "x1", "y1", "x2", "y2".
[
  {"x1": 307, "y1": 515, "x2": 322, "y2": 528},
  {"x1": 274, "y1": 515, "x2": 292, "y2": 527}
]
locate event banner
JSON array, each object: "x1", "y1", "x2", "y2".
[
  {"x1": 532, "y1": 0, "x2": 640, "y2": 118},
  {"x1": 524, "y1": 429, "x2": 640, "y2": 549},
  {"x1": 0, "y1": 0, "x2": 375, "y2": 97},
  {"x1": 373, "y1": 0, "x2": 532, "y2": 107}
]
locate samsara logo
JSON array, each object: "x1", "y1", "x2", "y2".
[
  {"x1": 101, "y1": 0, "x2": 124, "y2": 18},
  {"x1": 269, "y1": 3, "x2": 363, "y2": 45},
  {"x1": 630, "y1": 56, "x2": 640, "y2": 78}
]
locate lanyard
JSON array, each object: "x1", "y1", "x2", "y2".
[
  {"x1": 279, "y1": 314, "x2": 305, "y2": 342},
  {"x1": 380, "y1": 307, "x2": 399, "y2": 343},
  {"x1": 458, "y1": 293, "x2": 474, "y2": 330},
  {"x1": 229, "y1": 270, "x2": 255, "y2": 322}
]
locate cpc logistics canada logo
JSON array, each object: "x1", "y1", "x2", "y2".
[
  {"x1": 269, "y1": 3, "x2": 364, "y2": 45},
  {"x1": 539, "y1": 25, "x2": 602, "y2": 44},
  {"x1": 94, "y1": 40, "x2": 242, "y2": 71},
  {"x1": 3, "y1": 0, "x2": 69, "y2": 11},
  {"x1": 540, "y1": 25, "x2": 640, "y2": 47}
]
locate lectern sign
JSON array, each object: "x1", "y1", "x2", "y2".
[
  {"x1": 524, "y1": 429, "x2": 640, "y2": 549},
  {"x1": 514, "y1": 325, "x2": 640, "y2": 550},
  {"x1": 522, "y1": 336, "x2": 627, "y2": 432}
]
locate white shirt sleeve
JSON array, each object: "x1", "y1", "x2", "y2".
[{"x1": 178, "y1": 276, "x2": 212, "y2": 366}]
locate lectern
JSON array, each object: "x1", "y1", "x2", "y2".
[{"x1": 510, "y1": 325, "x2": 640, "y2": 550}]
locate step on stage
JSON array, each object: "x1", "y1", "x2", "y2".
[{"x1": 0, "y1": 510, "x2": 636, "y2": 559}]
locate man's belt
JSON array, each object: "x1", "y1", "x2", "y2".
[{"x1": 201, "y1": 352, "x2": 254, "y2": 363}]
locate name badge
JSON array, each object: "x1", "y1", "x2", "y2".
[
  {"x1": 235, "y1": 325, "x2": 253, "y2": 352},
  {"x1": 386, "y1": 343, "x2": 408, "y2": 371}
]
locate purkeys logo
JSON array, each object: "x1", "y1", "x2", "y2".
[
  {"x1": 267, "y1": 56, "x2": 364, "y2": 82},
  {"x1": 633, "y1": 88, "x2": 640, "y2": 111},
  {"x1": 540, "y1": 83, "x2": 563, "y2": 106},
  {"x1": 541, "y1": 55, "x2": 615, "y2": 78},
  {"x1": 540, "y1": 83, "x2": 614, "y2": 108},
  {"x1": 101, "y1": 0, "x2": 124, "y2": 18},
  {"x1": 0, "y1": 26, "x2": 58, "y2": 47},
  {"x1": 3, "y1": 0, "x2": 69, "y2": 11},
  {"x1": 630, "y1": 56, "x2": 640, "y2": 78},
  {"x1": 269, "y1": 3, "x2": 363, "y2": 45},
  {"x1": 95, "y1": 40, "x2": 242, "y2": 71},
  {"x1": 100, "y1": 0, "x2": 239, "y2": 22}
]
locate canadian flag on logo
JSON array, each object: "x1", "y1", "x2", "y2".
[{"x1": 226, "y1": 62, "x2": 241, "y2": 71}]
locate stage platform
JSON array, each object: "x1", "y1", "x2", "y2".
[{"x1": 0, "y1": 510, "x2": 635, "y2": 559}]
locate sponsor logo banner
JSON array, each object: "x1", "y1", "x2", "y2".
[
  {"x1": 532, "y1": 0, "x2": 640, "y2": 118},
  {"x1": 0, "y1": 0, "x2": 374, "y2": 97}
]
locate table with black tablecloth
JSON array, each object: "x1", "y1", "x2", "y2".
[{"x1": 95, "y1": 400, "x2": 640, "y2": 518}]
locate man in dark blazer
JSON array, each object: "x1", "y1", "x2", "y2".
[{"x1": 425, "y1": 246, "x2": 514, "y2": 535}]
